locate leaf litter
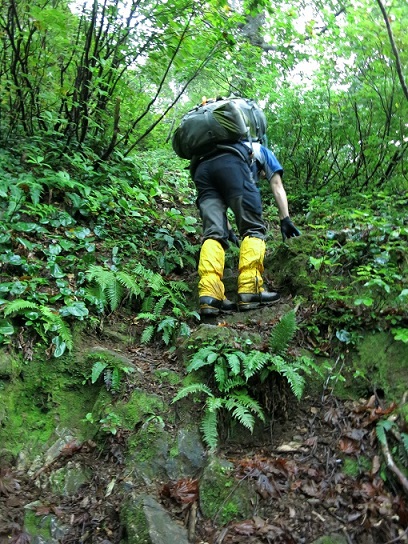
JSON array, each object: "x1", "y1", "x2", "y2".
[{"x1": 0, "y1": 341, "x2": 407, "y2": 544}]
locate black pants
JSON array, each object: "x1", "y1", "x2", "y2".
[{"x1": 193, "y1": 152, "x2": 266, "y2": 248}]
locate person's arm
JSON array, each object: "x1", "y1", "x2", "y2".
[
  {"x1": 269, "y1": 172, "x2": 301, "y2": 241},
  {"x1": 269, "y1": 173, "x2": 289, "y2": 219}
]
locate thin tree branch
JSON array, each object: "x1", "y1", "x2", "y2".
[{"x1": 375, "y1": 0, "x2": 408, "y2": 102}]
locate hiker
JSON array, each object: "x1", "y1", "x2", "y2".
[{"x1": 190, "y1": 140, "x2": 300, "y2": 316}]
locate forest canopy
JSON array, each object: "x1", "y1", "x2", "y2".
[{"x1": 0, "y1": 0, "x2": 407, "y2": 195}]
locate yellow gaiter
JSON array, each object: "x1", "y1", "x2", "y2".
[
  {"x1": 198, "y1": 239, "x2": 226, "y2": 300},
  {"x1": 237, "y1": 236, "x2": 265, "y2": 294}
]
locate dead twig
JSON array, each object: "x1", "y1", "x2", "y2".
[{"x1": 380, "y1": 431, "x2": 408, "y2": 495}]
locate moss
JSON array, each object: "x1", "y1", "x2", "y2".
[
  {"x1": 342, "y1": 456, "x2": 371, "y2": 478},
  {"x1": 344, "y1": 331, "x2": 408, "y2": 401},
  {"x1": 199, "y1": 457, "x2": 255, "y2": 526},
  {"x1": 113, "y1": 390, "x2": 165, "y2": 430},
  {"x1": 24, "y1": 510, "x2": 52, "y2": 540},
  {"x1": 120, "y1": 497, "x2": 151, "y2": 544},
  {"x1": 265, "y1": 234, "x2": 318, "y2": 295},
  {"x1": 127, "y1": 421, "x2": 167, "y2": 464},
  {"x1": 0, "y1": 349, "x2": 23, "y2": 379},
  {"x1": 0, "y1": 347, "x2": 100, "y2": 458},
  {"x1": 153, "y1": 369, "x2": 181, "y2": 386}
]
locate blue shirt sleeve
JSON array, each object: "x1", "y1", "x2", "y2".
[{"x1": 250, "y1": 142, "x2": 283, "y2": 180}]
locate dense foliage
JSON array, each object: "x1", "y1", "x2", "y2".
[{"x1": 0, "y1": 0, "x2": 407, "y2": 351}]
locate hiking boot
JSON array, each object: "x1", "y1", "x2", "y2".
[
  {"x1": 199, "y1": 296, "x2": 237, "y2": 316},
  {"x1": 238, "y1": 291, "x2": 280, "y2": 311}
]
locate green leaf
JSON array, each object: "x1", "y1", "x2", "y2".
[
  {"x1": 52, "y1": 336, "x2": 67, "y2": 357},
  {"x1": 0, "y1": 320, "x2": 14, "y2": 336},
  {"x1": 91, "y1": 361, "x2": 108, "y2": 384}
]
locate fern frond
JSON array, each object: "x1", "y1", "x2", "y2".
[
  {"x1": 56, "y1": 316, "x2": 74, "y2": 351},
  {"x1": 133, "y1": 263, "x2": 164, "y2": 292},
  {"x1": 221, "y1": 376, "x2": 247, "y2": 393},
  {"x1": 172, "y1": 382, "x2": 213, "y2": 403},
  {"x1": 158, "y1": 317, "x2": 177, "y2": 345},
  {"x1": 153, "y1": 296, "x2": 169, "y2": 316},
  {"x1": 214, "y1": 361, "x2": 228, "y2": 389},
  {"x1": 376, "y1": 420, "x2": 394, "y2": 446},
  {"x1": 206, "y1": 396, "x2": 223, "y2": 411},
  {"x1": 3, "y1": 299, "x2": 38, "y2": 317},
  {"x1": 269, "y1": 309, "x2": 297, "y2": 355},
  {"x1": 40, "y1": 306, "x2": 73, "y2": 350},
  {"x1": 186, "y1": 347, "x2": 218, "y2": 372},
  {"x1": 168, "y1": 279, "x2": 190, "y2": 293},
  {"x1": 157, "y1": 316, "x2": 177, "y2": 331},
  {"x1": 111, "y1": 367, "x2": 121, "y2": 391},
  {"x1": 230, "y1": 391, "x2": 265, "y2": 420},
  {"x1": 226, "y1": 352, "x2": 242, "y2": 376},
  {"x1": 141, "y1": 324, "x2": 155, "y2": 344},
  {"x1": 178, "y1": 322, "x2": 191, "y2": 338},
  {"x1": 116, "y1": 271, "x2": 143, "y2": 299},
  {"x1": 201, "y1": 407, "x2": 219, "y2": 451},
  {"x1": 270, "y1": 356, "x2": 305, "y2": 399},
  {"x1": 293, "y1": 355, "x2": 323, "y2": 377},
  {"x1": 243, "y1": 350, "x2": 271, "y2": 380},
  {"x1": 140, "y1": 295, "x2": 155, "y2": 313},
  {"x1": 106, "y1": 278, "x2": 123, "y2": 311},
  {"x1": 224, "y1": 398, "x2": 255, "y2": 431},
  {"x1": 86, "y1": 265, "x2": 114, "y2": 291}
]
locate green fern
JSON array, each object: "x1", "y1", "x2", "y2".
[
  {"x1": 376, "y1": 419, "x2": 395, "y2": 445},
  {"x1": 3, "y1": 299, "x2": 38, "y2": 317},
  {"x1": 269, "y1": 355, "x2": 305, "y2": 399},
  {"x1": 172, "y1": 382, "x2": 213, "y2": 403},
  {"x1": 230, "y1": 391, "x2": 265, "y2": 421},
  {"x1": 140, "y1": 324, "x2": 155, "y2": 344},
  {"x1": 221, "y1": 376, "x2": 247, "y2": 393},
  {"x1": 200, "y1": 408, "x2": 219, "y2": 452},
  {"x1": 116, "y1": 271, "x2": 144, "y2": 298},
  {"x1": 224, "y1": 398, "x2": 256, "y2": 431},
  {"x1": 226, "y1": 352, "x2": 243, "y2": 376},
  {"x1": 269, "y1": 309, "x2": 297, "y2": 355},
  {"x1": 40, "y1": 306, "x2": 73, "y2": 350},
  {"x1": 214, "y1": 361, "x2": 228, "y2": 389},
  {"x1": 186, "y1": 347, "x2": 219, "y2": 372},
  {"x1": 87, "y1": 265, "x2": 147, "y2": 312},
  {"x1": 242, "y1": 350, "x2": 271, "y2": 380},
  {"x1": 157, "y1": 316, "x2": 178, "y2": 345}
]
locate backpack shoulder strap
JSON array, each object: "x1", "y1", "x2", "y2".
[{"x1": 215, "y1": 142, "x2": 253, "y2": 167}]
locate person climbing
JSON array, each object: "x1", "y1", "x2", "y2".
[{"x1": 191, "y1": 139, "x2": 300, "y2": 316}]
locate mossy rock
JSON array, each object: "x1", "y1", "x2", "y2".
[
  {"x1": 265, "y1": 234, "x2": 317, "y2": 295},
  {"x1": 49, "y1": 462, "x2": 92, "y2": 496},
  {"x1": 121, "y1": 493, "x2": 190, "y2": 544},
  {"x1": 126, "y1": 421, "x2": 206, "y2": 484},
  {"x1": 0, "y1": 348, "x2": 100, "y2": 458},
  {"x1": 342, "y1": 331, "x2": 408, "y2": 401},
  {"x1": 199, "y1": 456, "x2": 256, "y2": 526},
  {"x1": 0, "y1": 349, "x2": 23, "y2": 379}
]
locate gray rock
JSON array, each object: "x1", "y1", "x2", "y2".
[{"x1": 122, "y1": 493, "x2": 190, "y2": 544}]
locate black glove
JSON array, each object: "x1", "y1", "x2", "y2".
[
  {"x1": 280, "y1": 216, "x2": 301, "y2": 242},
  {"x1": 228, "y1": 229, "x2": 240, "y2": 247}
]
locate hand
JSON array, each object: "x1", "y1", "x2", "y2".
[
  {"x1": 228, "y1": 229, "x2": 240, "y2": 247},
  {"x1": 280, "y1": 216, "x2": 301, "y2": 242}
]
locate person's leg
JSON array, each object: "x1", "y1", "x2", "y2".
[
  {"x1": 220, "y1": 161, "x2": 279, "y2": 311},
  {"x1": 197, "y1": 198, "x2": 236, "y2": 315}
]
